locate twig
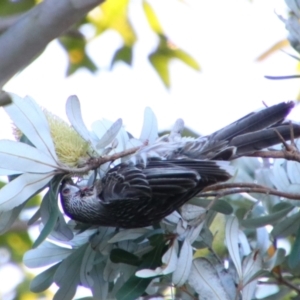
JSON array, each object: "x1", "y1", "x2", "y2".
[
  {"x1": 274, "y1": 273, "x2": 300, "y2": 294},
  {"x1": 274, "y1": 128, "x2": 291, "y2": 151},
  {"x1": 247, "y1": 149, "x2": 300, "y2": 162},
  {"x1": 180, "y1": 285, "x2": 197, "y2": 300},
  {"x1": 202, "y1": 182, "x2": 267, "y2": 192},
  {"x1": 61, "y1": 145, "x2": 141, "y2": 174},
  {"x1": 290, "y1": 121, "x2": 296, "y2": 148},
  {"x1": 200, "y1": 182, "x2": 300, "y2": 200}
]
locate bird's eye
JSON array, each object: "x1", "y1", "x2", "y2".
[
  {"x1": 62, "y1": 188, "x2": 70, "y2": 195},
  {"x1": 80, "y1": 192, "x2": 86, "y2": 197}
]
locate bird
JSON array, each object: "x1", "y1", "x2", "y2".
[{"x1": 60, "y1": 101, "x2": 300, "y2": 228}]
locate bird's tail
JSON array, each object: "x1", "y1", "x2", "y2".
[
  {"x1": 185, "y1": 102, "x2": 300, "y2": 160},
  {"x1": 228, "y1": 123, "x2": 300, "y2": 158},
  {"x1": 210, "y1": 101, "x2": 295, "y2": 142}
]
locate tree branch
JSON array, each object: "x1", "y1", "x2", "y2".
[
  {"x1": 0, "y1": 14, "x2": 25, "y2": 34},
  {"x1": 0, "y1": 0, "x2": 105, "y2": 88},
  {"x1": 61, "y1": 145, "x2": 142, "y2": 174},
  {"x1": 247, "y1": 149, "x2": 300, "y2": 162},
  {"x1": 201, "y1": 182, "x2": 300, "y2": 200}
]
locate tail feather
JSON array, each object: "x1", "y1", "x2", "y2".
[
  {"x1": 192, "y1": 101, "x2": 299, "y2": 160},
  {"x1": 230, "y1": 123, "x2": 300, "y2": 158},
  {"x1": 209, "y1": 101, "x2": 295, "y2": 142}
]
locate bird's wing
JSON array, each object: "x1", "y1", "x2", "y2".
[{"x1": 99, "y1": 159, "x2": 232, "y2": 203}]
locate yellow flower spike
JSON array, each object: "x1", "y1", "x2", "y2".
[{"x1": 44, "y1": 110, "x2": 90, "y2": 167}]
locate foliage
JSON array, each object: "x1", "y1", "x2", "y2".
[
  {"x1": 0, "y1": 0, "x2": 199, "y2": 88},
  {"x1": 258, "y1": 0, "x2": 300, "y2": 81},
  {"x1": 0, "y1": 93, "x2": 299, "y2": 300},
  {"x1": 1, "y1": 1, "x2": 300, "y2": 300}
]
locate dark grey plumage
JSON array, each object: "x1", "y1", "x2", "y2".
[{"x1": 61, "y1": 101, "x2": 300, "y2": 228}]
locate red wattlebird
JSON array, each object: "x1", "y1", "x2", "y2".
[{"x1": 61, "y1": 102, "x2": 300, "y2": 228}]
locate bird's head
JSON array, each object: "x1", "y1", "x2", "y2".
[{"x1": 61, "y1": 183, "x2": 95, "y2": 202}]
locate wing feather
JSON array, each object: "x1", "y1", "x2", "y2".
[{"x1": 100, "y1": 159, "x2": 231, "y2": 204}]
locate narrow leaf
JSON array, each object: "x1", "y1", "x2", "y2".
[
  {"x1": 188, "y1": 258, "x2": 232, "y2": 300},
  {"x1": 90, "y1": 262, "x2": 109, "y2": 300},
  {"x1": 264, "y1": 248, "x2": 286, "y2": 270},
  {"x1": 241, "y1": 203, "x2": 294, "y2": 228},
  {"x1": 242, "y1": 250, "x2": 263, "y2": 284},
  {"x1": 5, "y1": 94, "x2": 58, "y2": 161},
  {"x1": 215, "y1": 264, "x2": 237, "y2": 300},
  {"x1": 108, "y1": 228, "x2": 149, "y2": 243},
  {"x1": 188, "y1": 198, "x2": 233, "y2": 215},
  {"x1": 0, "y1": 172, "x2": 53, "y2": 211},
  {"x1": 30, "y1": 263, "x2": 60, "y2": 293},
  {"x1": 160, "y1": 239, "x2": 178, "y2": 274},
  {"x1": 0, "y1": 168, "x2": 22, "y2": 176},
  {"x1": 92, "y1": 119, "x2": 129, "y2": 153},
  {"x1": 53, "y1": 281, "x2": 77, "y2": 300},
  {"x1": 172, "y1": 239, "x2": 193, "y2": 286},
  {"x1": 116, "y1": 241, "x2": 165, "y2": 300},
  {"x1": 0, "y1": 140, "x2": 57, "y2": 172},
  {"x1": 66, "y1": 95, "x2": 96, "y2": 145},
  {"x1": 103, "y1": 259, "x2": 120, "y2": 282},
  {"x1": 270, "y1": 162, "x2": 290, "y2": 191},
  {"x1": 143, "y1": 1, "x2": 164, "y2": 34},
  {"x1": 188, "y1": 221, "x2": 204, "y2": 244},
  {"x1": 50, "y1": 213, "x2": 74, "y2": 242},
  {"x1": 287, "y1": 160, "x2": 300, "y2": 184},
  {"x1": 34, "y1": 175, "x2": 65, "y2": 247},
  {"x1": 96, "y1": 118, "x2": 123, "y2": 149},
  {"x1": 242, "y1": 251, "x2": 263, "y2": 300},
  {"x1": 90, "y1": 227, "x2": 115, "y2": 254},
  {"x1": 271, "y1": 211, "x2": 300, "y2": 238},
  {"x1": 34, "y1": 214, "x2": 59, "y2": 249},
  {"x1": 24, "y1": 241, "x2": 72, "y2": 268},
  {"x1": 256, "y1": 227, "x2": 269, "y2": 254},
  {"x1": 173, "y1": 49, "x2": 200, "y2": 71},
  {"x1": 111, "y1": 45, "x2": 133, "y2": 68},
  {"x1": 226, "y1": 216, "x2": 242, "y2": 278},
  {"x1": 110, "y1": 249, "x2": 141, "y2": 266},
  {"x1": 288, "y1": 224, "x2": 300, "y2": 270},
  {"x1": 54, "y1": 244, "x2": 87, "y2": 289},
  {"x1": 40, "y1": 174, "x2": 63, "y2": 224},
  {"x1": 149, "y1": 52, "x2": 169, "y2": 88},
  {"x1": 28, "y1": 208, "x2": 40, "y2": 226},
  {"x1": 80, "y1": 244, "x2": 96, "y2": 287},
  {"x1": 0, "y1": 203, "x2": 25, "y2": 234},
  {"x1": 139, "y1": 107, "x2": 158, "y2": 144}
]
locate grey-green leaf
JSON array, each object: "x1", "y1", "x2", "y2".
[
  {"x1": 288, "y1": 224, "x2": 300, "y2": 270},
  {"x1": 241, "y1": 203, "x2": 294, "y2": 228},
  {"x1": 80, "y1": 244, "x2": 96, "y2": 287},
  {"x1": 90, "y1": 261, "x2": 109, "y2": 300},
  {"x1": 110, "y1": 248, "x2": 141, "y2": 266},
  {"x1": 189, "y1": 198, "x2": 233, "y2": 214},
  {"x1": 271, "y1": 211, "x2": 300, "y2": 238},
  {"x1": 30, "y1": 263, "x2": 60, "y2": 293},
  {"x1": 24, "y1": 241, "x2": 72, "y2": 268},
  {"x1": 188, "y1": 258, "x2": 232, "y2": 300}
]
